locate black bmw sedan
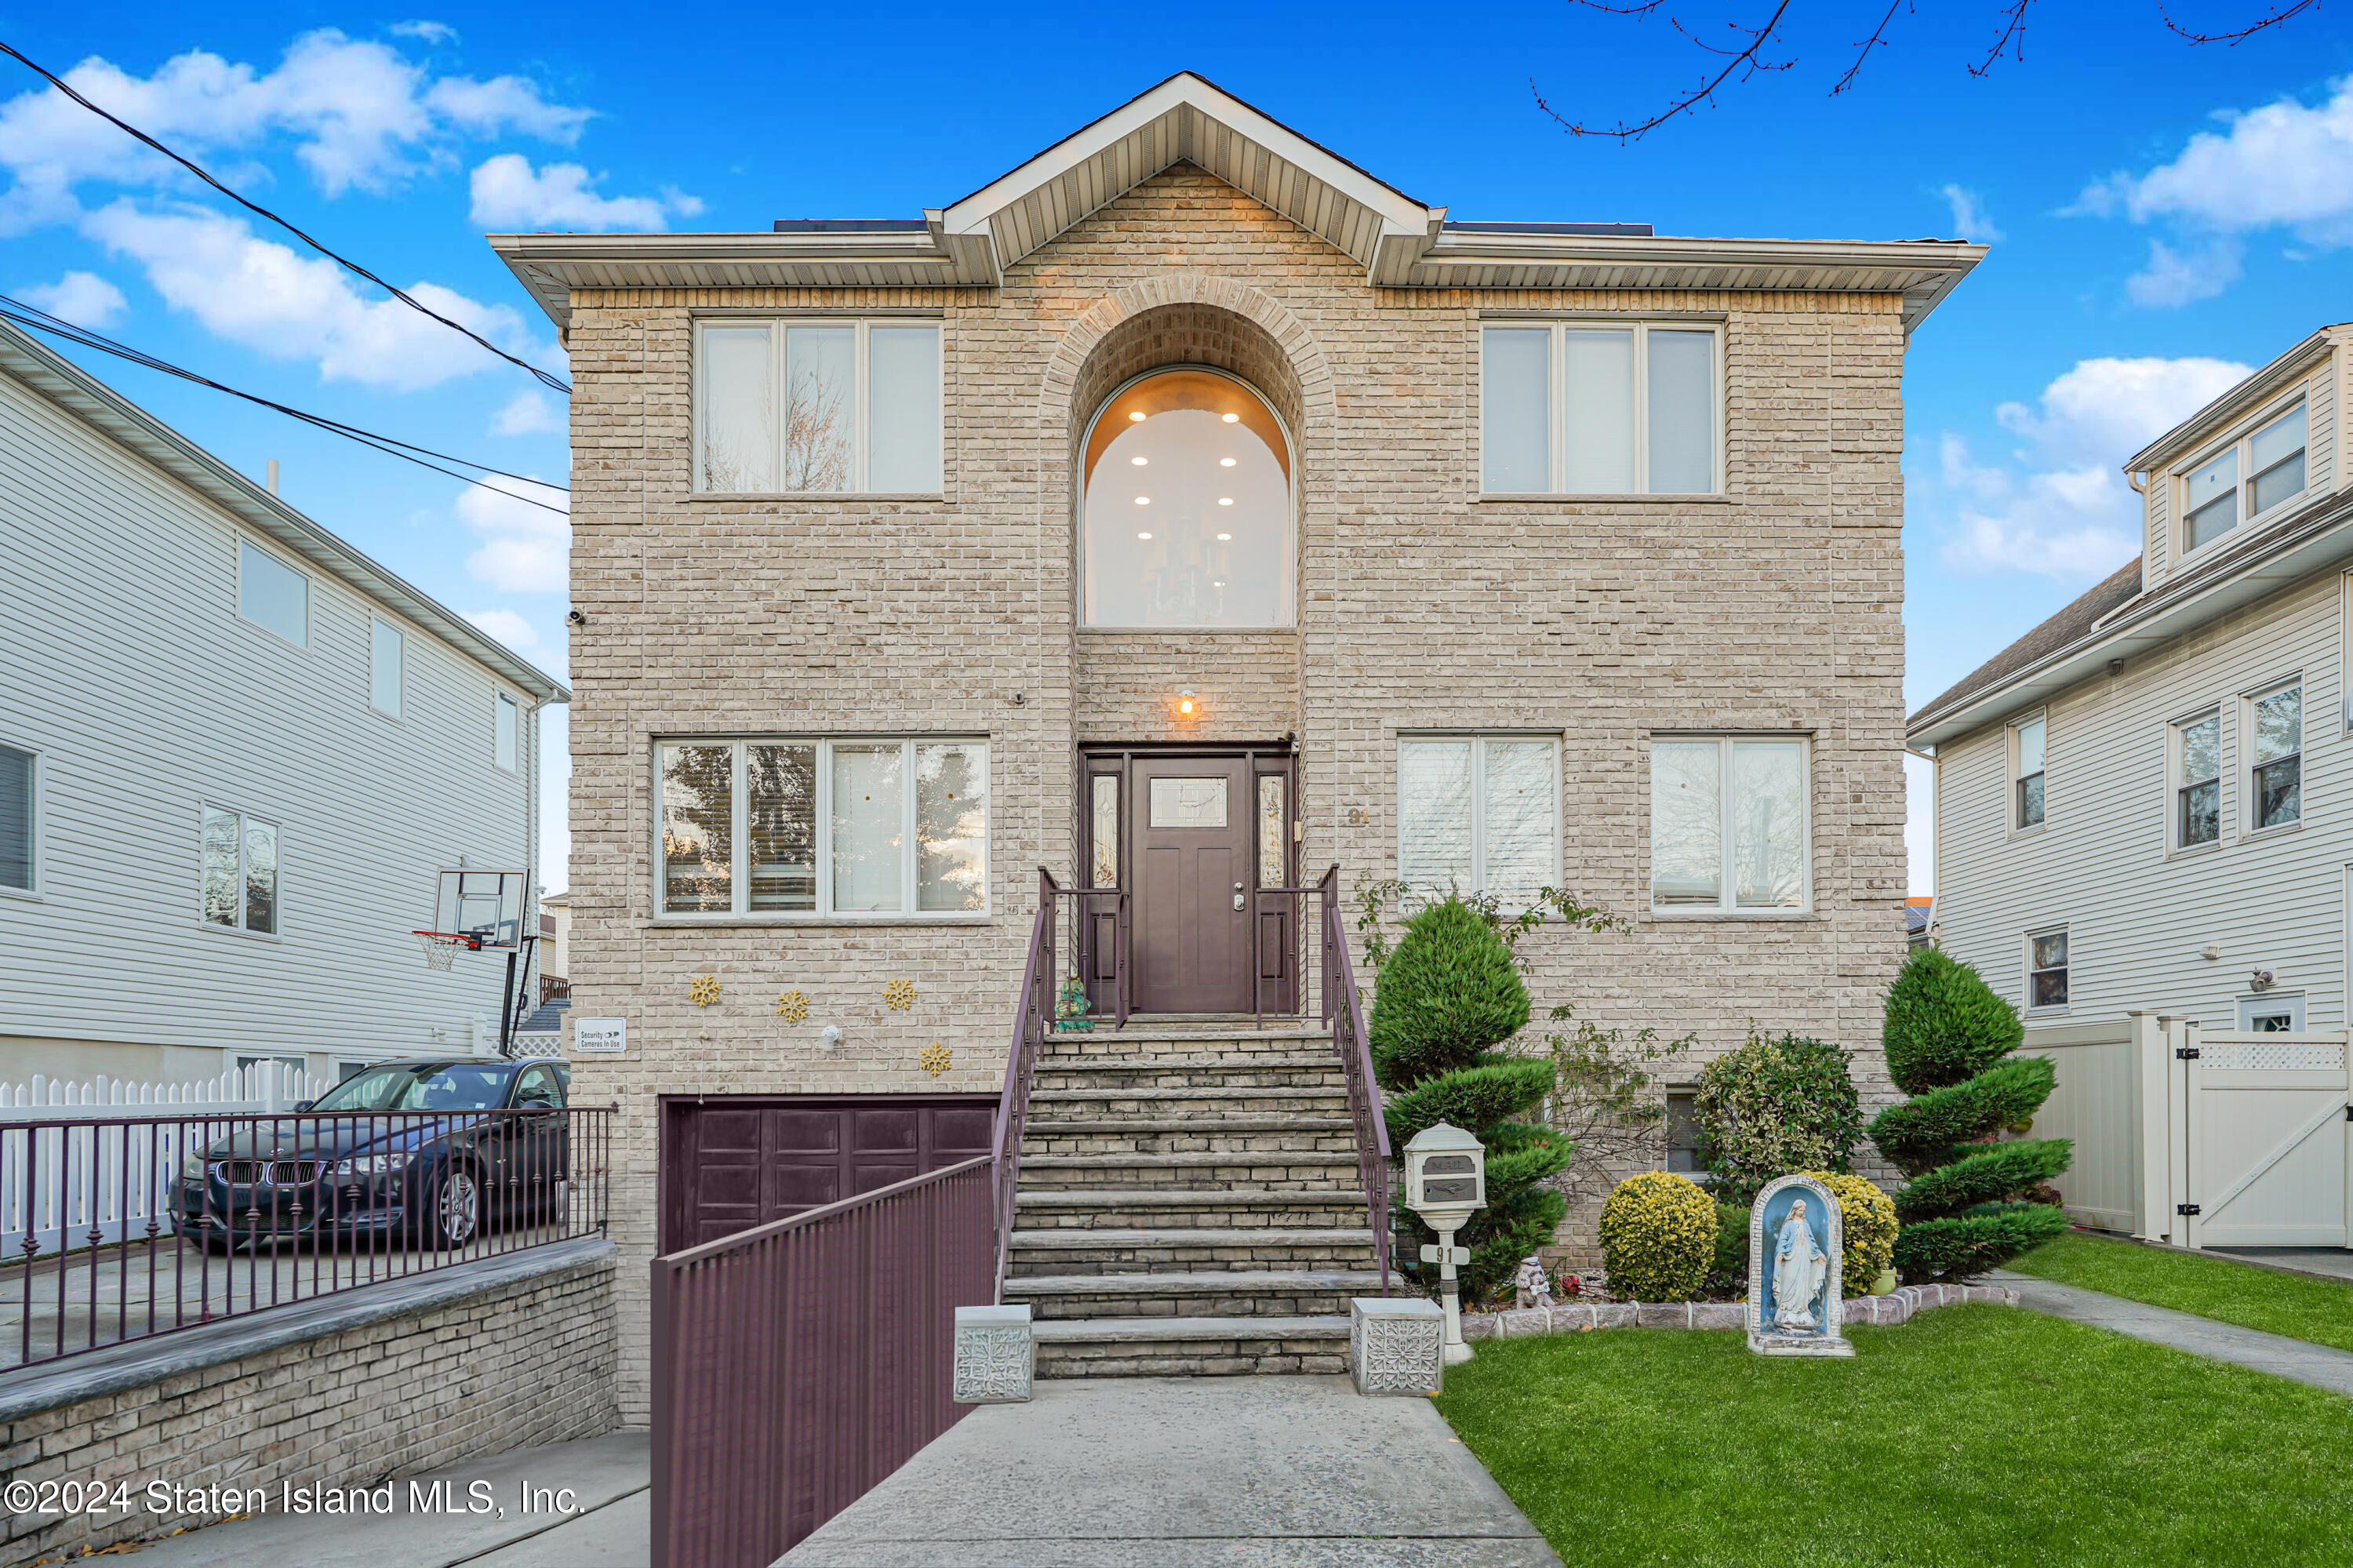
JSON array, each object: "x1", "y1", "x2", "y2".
[{"x1": 176, "y1": 1058, "x2": 571, "y2": 1253}]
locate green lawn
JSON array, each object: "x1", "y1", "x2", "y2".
[
  {"x1": 2008, "y1": 1231, "x2": 2353, "y2": 1352},
  {"x1": 1436, "y1": 1307, "x2": 2353, "y2": 1568}
]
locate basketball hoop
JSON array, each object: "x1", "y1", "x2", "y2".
[{"x1": 413, "y1": 930, "x2": 484, "y2": 971}]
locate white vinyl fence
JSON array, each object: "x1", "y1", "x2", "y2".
[
  {"x1": 0, "y1": 1062, "x2": 328, "y2": 1260},
  {"x1": 2025, "y1": 1012, "x2": 2352, "y2": 1250}
]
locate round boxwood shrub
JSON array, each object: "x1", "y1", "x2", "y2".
[
  {"x1": 1598, "y1": 1171, "x2": 1715, "y2": 1303},
  {"x1": 1694, "y1": 1030, "x2": 1864, "y2": 1203},
  {"x1": 1799, "y1": 1170, "x2": 1899, "y2": 1297}
]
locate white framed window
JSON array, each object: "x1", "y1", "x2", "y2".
[
  {"x1": 2178, "y1": 393, "x2": 2308, "y2": 556},
  {"x1": 201, "y1": 804, "x2": 278, "y2": 936},
  {"x1": 370, "y1": 618, "x2": 404, "y2": 719},
  {"x1": 2246, "y1": 680, "x2": 2301, "y2": 832},
  {"x1": 656, "y1": 737, "x2": 989, "y2": 919},
  {"x1": 2238, "y1": 993, "x2": 2304, "y2": 1032},
  {"x1": 1480, "y1": 321, "x2": 1722, "y2": 496},
  {"x1": 1648, "y1": 735, "x2": 1810, "y2": 915},
  {"x1": 236, "y1": 539, "x2": 308, "y2": 647},
  {"x1": 2011, "y1": 713, "x2": 2047, "y2": 831},
  {"x1": 2026, "y1": 927, "x2": 2069, "y2": 1012},
  {"x1": 2170, "y1": 709, "x2": 2220, "y2": 850},
  {"x1": 1395, "y1": 735, "x2": 1560, "y2": 913},
  {"x1": 0, "y1": 740, "x2": 35, "y2": 896},
  {"x1": 693, "y1": 318, "x2": 942, "y2": 494},
  {"x1": 494, "y1": 692, "x2": 520, "y2": 773}
]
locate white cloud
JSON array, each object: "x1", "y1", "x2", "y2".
[
  {"x1": 469, "y1": 154, "x2": 701, "y2": 231},
  {"x1": 464, "y1": 606, "x2": 541, "y2": 654},
  {"x1": 0, "y1": 28, "x2": 590, "y2": 228},
  {"x1": 2076, "y1": 76, "x2": 2353, "y2": 305},
  {"x1": 1938, "y1": 183, "x2": 2002, "y2": 243},
  {"x1": 459, "y1": 478, "x2": 569, "y2": 593},
  {"x1": 17, "y1": 269, "x2": 127, "y2": 327},
  {"x1": 491, "y1": 389, "x2": 563, "y2": 436},
  {"x1": 388, "y1": 20, "x2": 459, "y2": 45},
  {"x1": 1938, "y1": 355, "x2": 2251, "y2": 577},
  {"x1": 82, "y1": 199, "x2": 557, "y2": 391}
]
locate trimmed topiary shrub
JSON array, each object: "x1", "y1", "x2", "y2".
[
  {"x1": 1800, "y1": 1170, "x2": 1899, "y2": 1297},
  {"x1": 1868, "y1": 948, "x2": 2071, "y2": 1282},
  {"x1": 1598, "y1": 1171, "x2": 1716, "y2": 1302},
  {"x1": 1693, "y1": 1030, "x2": 1864, "y2": 1204},
  {"x1": 1372, "y1": 896, "x2": 1566, "y2": 1301}
]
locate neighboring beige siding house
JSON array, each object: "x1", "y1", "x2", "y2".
[
  {"x1": 1911, "y1": 324, "x2": 2351, "y2": 1034},
  {"x1": 491, "y1": 73, "x2": 1980, "y2": 1417},
  {"x1": 0, "y1": 318, "x2": 569, "y2": 1087}
]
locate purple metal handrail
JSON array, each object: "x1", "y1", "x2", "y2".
[
  {"x1": 0, "y1": 1104, "x2": 612, "y2": 1370},
  {"x1": 991, "y1": 868, "x2": 1059, "y2": 1301},
  {"x1": 1316, "y1": 865, "x2": 1393, "y2": 1291},
  {"x1": 650, "y1": 1155, "x2": 995, "y2": 1568}
]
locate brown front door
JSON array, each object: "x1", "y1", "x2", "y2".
[
  {"x1": 1131, "y1": 755, "x2": 1255, "y2": 1013},
  {"x1": 658, "y1": 1094, "x2": 995, "y2": 1251}
]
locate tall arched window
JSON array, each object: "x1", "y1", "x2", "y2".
[{"x1": 1082, "y1": 369, "x2": 1292, "y2": 627}]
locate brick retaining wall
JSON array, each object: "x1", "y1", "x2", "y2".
[{"x1": 0, "y1": 1240, "x2": 618, "y2": 1565}]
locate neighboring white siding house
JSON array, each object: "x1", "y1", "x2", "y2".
[
  {"x1": 0, "y1": 320, "x2": 569, "y2": 1085},
  {"x1": 1913, "y1": 325, "x2": 2351, "y2": 1033}
]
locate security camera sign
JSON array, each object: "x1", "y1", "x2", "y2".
[{"x1": 573, "y1": 1018, "x2": 626, "y2": 1053}]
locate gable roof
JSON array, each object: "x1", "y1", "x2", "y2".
[
  {"x1": 0, "y1": 318, "x2": 569, "y2": 704},
  {"x1": 488, "y1": 72, "x2": 1983, "y2": 333},
  {"x1": 1911, "y1": 557, "x2": 2144, "y2": 732}
]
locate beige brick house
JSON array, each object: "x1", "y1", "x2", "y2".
[{"x1": 492, "y1": 73, "x2": 1979, "y2": 1416}]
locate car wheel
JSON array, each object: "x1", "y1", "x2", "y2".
[{"x1": 419, "y1": 1164, "x2": 482, "y2": 1250}]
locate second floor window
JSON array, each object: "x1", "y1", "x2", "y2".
[
  {"x1": 371, "y1": 619, "x2": 404, "y2": 719},
  {"x1": 2250, "y1": 682, "x2": 2301, "y2": 830},
  {"x1": 2174, "y1": 711, "x2": 2220, "y2": 848},
  {"x1": 657, "y1": 737, "x2": 988, "y2": 918},
  {"x1": 1481, "y1": 322, "x2": 1719, "y2": 496},
  {"x1": 0, "y1": 743, "x2": 31, "y2": 893},
  {"x1": 495, "y1": 693, "x2": 520, "y2": 773},
  {"x1": 695, "y1": 320, "x2": 941, "y2": 494},
  {"x1": 2028, "y1": 929, "x2": 2068, "y2": 1010},
  {"x1": 2013, "y1": 715, "x2": 2046, "y2": 830},
  {"x1": 238, "y1": 540, "x2": 308, "y2": 647},
  {"x1": 2181, "y1": 398, "x2": 2307, "y2": 555},
  {"x1": 202, "y1": 805, "x2": 278, "y2": 935}
]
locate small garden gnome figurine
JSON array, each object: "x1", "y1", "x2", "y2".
[{"x1": 1513, "y1": 1253, "x2": 1555, "y2": 1310}]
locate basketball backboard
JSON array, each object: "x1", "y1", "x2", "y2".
[{"x1": 433, "y1": 869, "x2": 531, "y2": 950}]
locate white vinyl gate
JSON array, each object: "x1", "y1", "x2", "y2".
[{"x1": 2027, "y1": 1015, "x2": 2351, "y2": 1251}]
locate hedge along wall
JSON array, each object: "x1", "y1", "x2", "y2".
[{"x1": 0, "y1": 1239, "x2": 619, "y2": 1564}]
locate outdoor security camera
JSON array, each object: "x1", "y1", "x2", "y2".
[
  {"x1": 566, "y1": 609, "x2": 586, "y2": 627},
  {"x1": 2250, "y1": 970, "x2": 2276, "y2": 992}
]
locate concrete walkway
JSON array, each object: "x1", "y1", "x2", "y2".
[
  {"x1": 2214, "y1": 1246, "x2": 2353, "y2": 1283},
  {"x1": 121, "y1": 1432, "x2": 649, "y2": 1567},
  {"x1": 779, "y1": 1375, "x2": 1562, "y2": 1568},
  {"x1": 1995, "y1": 1271, "x2": 2353, "y2": 1396}
]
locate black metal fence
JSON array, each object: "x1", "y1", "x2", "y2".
[{"x1": 0, "y1": 1105, "x2": 612, "y2": 1369}]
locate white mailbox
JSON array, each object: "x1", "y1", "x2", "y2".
[{"x1": 1403, "y1": 1122, "x2": 1486, "y2": 1227}]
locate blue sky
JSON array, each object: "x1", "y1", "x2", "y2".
[{"x1": 5, "y1": 3, "x2": 2351, "y2": 893}]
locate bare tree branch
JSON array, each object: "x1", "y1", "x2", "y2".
[
  {"x1": 1829, "y1": 0, "x2": 1912, "y2": 95},
  {"x1": 1534, "y1": 0, "x2": 1798, "y2": 140},
  {"x1": 1966, "y1": 0, "x2": 2035, "y2": 77},
  {"x1": 2159, "y1": 0, "x2": 2318, "y2": 42}
]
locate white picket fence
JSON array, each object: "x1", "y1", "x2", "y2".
[{"x1": 0, "y1": 1062, "x2": 329, "y2": 1260}]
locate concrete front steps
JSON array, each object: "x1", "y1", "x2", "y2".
[{"x1": 1011, "y1": 1024, "x2": 1388, "y2": 1377}]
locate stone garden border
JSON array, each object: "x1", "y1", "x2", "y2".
[{"x1": 1460, "y1": 1282, "x2": 2020, "y2": 1342}]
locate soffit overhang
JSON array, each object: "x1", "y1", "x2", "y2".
[
  {"x1": 486, "y1": 72, "x2": 1983, "y2": 333},
  {"x1": 0, "y1": 318, "x2": 569, "y2": 704},
  {"x1": 1906, "y1": 490, "x2": 2353, "y2": 750}
]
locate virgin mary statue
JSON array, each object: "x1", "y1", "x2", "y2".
[{"x1": 1770, "y1": 1199, "x2": 1830, "y2": 1332}]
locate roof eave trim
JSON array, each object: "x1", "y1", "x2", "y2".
[{"x1": 2126, "y1": 327, "x2": 2344, "y2": 474}]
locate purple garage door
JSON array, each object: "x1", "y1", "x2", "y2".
[{"x1": 659, "y1": 1095, "x2": 995, "y2": 1252}]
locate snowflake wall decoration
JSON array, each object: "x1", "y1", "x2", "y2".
[
  {"x1": 883, "y1": 978, "x2": 918, "y2": 1011},
  {"x1": 918, "y1": 1041, "x2": 951, "y2": 1077},
  {"x1": 775, "y1": 989, "x2": 809, "y2": 1022},
  {"x1": 688, "y1": 974, "x2": 722, "y2": 1007}
]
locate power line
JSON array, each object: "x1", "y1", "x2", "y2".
[
  {"x1": 0, "y1": 294, "x2": 569, "y2": 517},
  {"x1": 0, "y1": 37, "x2": 572, "y2": 395}
]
